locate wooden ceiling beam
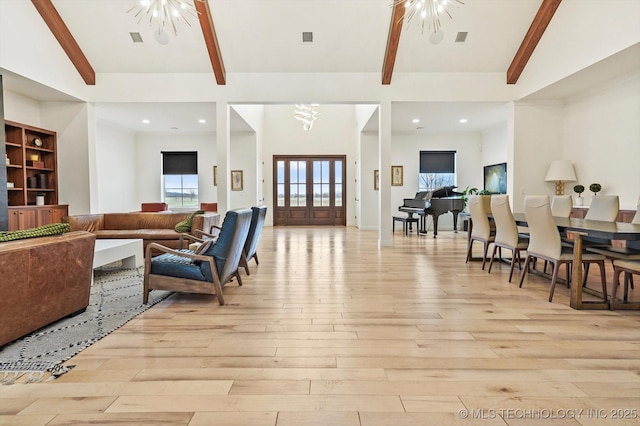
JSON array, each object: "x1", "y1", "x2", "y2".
[
  {"x1": 382, "y1": 1, "x2": 406, "y2": 85},
  {"x1": 195, "y1": 0, "x2": 226, "y2": 85},
  {"x1": 507, "y1": 0, "x2": 562, "y2": 84},
  {"x1": 31, "y1": 0, "x2": 95, "y2": 85}
]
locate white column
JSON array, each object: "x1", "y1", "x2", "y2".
[
  {"x1": 216, "y1": 101, "x2": 230, "y2": 214},
  {"x1": 378, "y1": 101, "x2": 392, "y2": 246}
]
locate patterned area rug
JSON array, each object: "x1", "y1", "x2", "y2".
[{"x1": 0, "y1": 267, "x2": 172, "y2": 384}]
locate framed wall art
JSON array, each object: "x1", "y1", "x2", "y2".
[
  {"x1": 231, "y1": 170, "x2": 243, "y2": 191},
  {"x1": 391, "y1": 165, "x2": 403, "y2": 186}
]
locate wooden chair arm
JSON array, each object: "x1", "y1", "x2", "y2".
[
  {"x1": 145, "y1": 242, "x2": 211, "y2": 263},
  {"x1": 194, "y1": 229, "x2": 219, "y2": 239},
  {"x1": 179, "y1": 233, "x2": 206, "y2": 247}
]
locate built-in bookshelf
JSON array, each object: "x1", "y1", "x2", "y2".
[{"x1": 4, "y1": 120, "x2": 68, "y2": 230}]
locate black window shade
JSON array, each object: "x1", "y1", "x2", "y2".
[
  {"x1": 420, "y1": 151, "x2": 456, "y2": 173},
  {"x1": 162, "y1": 151, "x2": 197, "y2": 175}
]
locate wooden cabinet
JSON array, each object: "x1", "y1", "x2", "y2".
[
  {"x1": 8, "y1": 208, "x2": 36, "y2": 230},
  {"x1": 4, "y1": 120, "x2": 68, "y2": 229},
  {"x1": 8, "y1": 205, "x2": 69, "y2": 231}
]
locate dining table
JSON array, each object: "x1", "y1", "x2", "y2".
[{"x1": 512, "y1": 213, "x2": 640, "y2": 310}]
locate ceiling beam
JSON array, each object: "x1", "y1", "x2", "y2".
[
  {"x1": 31, "y1": 0, "x2": 95, "y2": 85},
  {"x1": 507, "y1": 0, "x2": 562, "y2": 84},
  {"x1": 382, "y1": 1, "x2": 406, "y2": 85},
  {"x1": 195, "y1": 0, "x2": 226, "y2": 85}
]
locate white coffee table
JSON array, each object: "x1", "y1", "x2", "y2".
[{"x1": 93, "y1": 239, "x2": 144, "y2": 269}]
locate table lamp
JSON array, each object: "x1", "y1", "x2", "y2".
[{"x1": 544, "y1": 160, "x2": 576, "y2": 195}]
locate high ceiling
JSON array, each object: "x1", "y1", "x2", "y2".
[{"x1": 4, "y1": 0, "x2": 637, "y2": 135}]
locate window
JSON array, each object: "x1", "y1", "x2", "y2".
[
  {"x1": 162, "y1": 151, "x2": 198, "y2": 208},
  {"x1": 419, "y1": 150, "x2": 456, "y2": 191}
]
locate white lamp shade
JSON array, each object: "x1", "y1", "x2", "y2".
[{"x1": 544, "y1": 160, "x2": 577, "y2": 182}]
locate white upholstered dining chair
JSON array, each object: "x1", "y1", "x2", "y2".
[
  {"x1": 465, "y1": 195, "x2": 494, "y2": 270},
  {"x1": 584, "y1": 195, "x2": 619, "y2": 222},
  {"x1": 610, "y1": 259, "x2": 640, "y2": 310},
  {"x1": 551, "y1": 195, "x2": 573, "y2": 218},
  {"x1": 518, "y1": 195, "x2": 608, "y2": 302},
  {"x1": 488, "y1": 195, "x2": 528, "y2": 282}
]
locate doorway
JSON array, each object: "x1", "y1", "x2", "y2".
[{"x1": 273, "y1": 155, "x2": 346, "y2": 226}]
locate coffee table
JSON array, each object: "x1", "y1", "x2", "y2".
[{"x1": 93, "y1": 239, "x2": 144, "y2": 270}]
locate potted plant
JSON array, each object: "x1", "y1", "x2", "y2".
[
  {"x1": 36, "y1": 192, "x2": 46, "y2": 206},
  {"x1": 573, "y1": 184, "x2": 585, "y2": 206},
  {"x1": 461, "y1": 186, "x2": 478, "y2": 211},
  {"x1": 589, "y1": 183, "x2": 602, "y2": 197}
]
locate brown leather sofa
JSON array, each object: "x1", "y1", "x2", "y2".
[
  {"x1": 63, "y1": 212, "x2": 220, "y2": 251},
  {"x1": 0, "y1": 231, "x2": 96, "y2": 347}
]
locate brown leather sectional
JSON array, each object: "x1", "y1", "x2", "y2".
[
  {"x1": 63, "y1": 212, "x2": 220, "y2": 251},
  {"x1": 0, "y1": 231, "x2": 96, "y2": 347}
]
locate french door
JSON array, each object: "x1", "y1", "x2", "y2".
[{"x1": 273, "y1": 155, "x2": 346, "y2": 226}]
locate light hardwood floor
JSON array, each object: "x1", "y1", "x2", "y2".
[{"x1": 1, "y1": 226, "x2": 639, "y2": 426}]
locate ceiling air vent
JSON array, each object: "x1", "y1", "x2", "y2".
[
  {"x1": 302, "y1": 32, "x2": 313, "y2": 43},
  {"x1": 455, "y1": 32, "x2": 468, "y2": 43},
  {"x1": 130, "y1": 32, "x2": 143, "y2": 43}
]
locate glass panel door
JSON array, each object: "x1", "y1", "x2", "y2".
[{"x1": 273, "y1": 155, "x2": 346, "y2": 226}]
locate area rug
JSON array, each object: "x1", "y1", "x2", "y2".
[{"x1": 0, "y1": 267, "x2": 172, "y2": 384}]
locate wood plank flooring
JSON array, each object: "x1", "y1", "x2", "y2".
[{"x1": 1, "y1": 226, "x2": 639, "y2": 425}]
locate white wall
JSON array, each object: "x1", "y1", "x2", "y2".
[
  {"x1": 510, "y1": 102, "x2": 564, "y2": 213},
  {"x1": 261, "y1": 104, "x2": 358, "y2": 226},
  {"x1": 40, "y1": 101, "x2": 92, "y2": 215},
  {"x1": 95, "y1": 121, "x2": 137, "y2": 212},
  {"x1": 562, "y1": 74, "x2": 640, "y2": 209},
  {"x1": 481, "y1": 123, "x2": 508, "y2": 170},
  {"x1": 135, "y1": 133, "x2": 217, "y2": 210},
  {"x1": 391, "y1": 132, "x2": 482, "y2": 231},
  {"x1": 230, "y1": 132, "x2": 257, "y2": 209},
  {"x1": 3, "y1": 91, "x2": 41, "y2": 126},
  {"x1": 360, "y1": 132, "x2": 379, "y2": 230}
]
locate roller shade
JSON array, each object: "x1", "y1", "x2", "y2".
[
  {"x1": 420, "y1": 151, "x2": 456, "y2": 173},
  {"x1": 162, "y1": 151, "x2": 197, "y2": 175}
]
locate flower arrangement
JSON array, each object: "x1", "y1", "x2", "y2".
[
  {"x1": 573, "y1": 185, "x2": 585, "y2": 198},
  {"x1": 589, "y1": 183, "x2": 602, "y2": 196}
]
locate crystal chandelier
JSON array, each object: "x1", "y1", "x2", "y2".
[
  {"x1": 128, "y1": 0, "x2": 201, "y2": 40},
  {"x1": 392, "y1": 0, "x2": 465, "y2": 34},
  {"x1": 294, "y1": 104, "x2": 319, "y2": 131}
]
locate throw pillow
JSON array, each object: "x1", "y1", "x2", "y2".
[
  {"x1": 0, "y1": 223, "x2": 70, "y2": 242},
  {"x1": 174, "y1": 210, "x2": 204, "y2": 233}
]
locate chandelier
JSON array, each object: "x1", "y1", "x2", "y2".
[
  {"x1": 392, "y1": 0, "x2": 465, "y2": 35},
  {"x1": 128, "y1": 0, "x2": 201, "y2": 41},
  {"x1": 294, "y1": 104, "x2": 319, "y2": 131}
]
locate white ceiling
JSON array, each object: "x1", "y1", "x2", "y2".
[{"x1": 3, "y1": 0, "x2": 637, "y2": 135}]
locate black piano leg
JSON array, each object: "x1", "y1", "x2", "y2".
[
  {"x1": 452, "y1": 214, "x2": 459, "y2": 233},
  {"x1": 433, "y1": 218, "x2": 439, "y2": 238},
  {"x1": 419, "y1": 214, "x2": 428, "y2": 234}
]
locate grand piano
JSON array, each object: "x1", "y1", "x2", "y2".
[{"x1": 398, "y1": 186, "x2": 465, "y2": 237}]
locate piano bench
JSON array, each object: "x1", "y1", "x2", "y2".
[{"x1": 393, "y1": 216, "x2": 419, "y2": 236}]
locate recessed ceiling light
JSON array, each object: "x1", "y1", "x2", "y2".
[
  {"x1": 198, "y1": 119, "x2": 206, "y2": 124},
  {"x1": 142, "y1": 119, "x2": 150, "y2": 124},
  {"x1": 412, "y1": 118, "x2": 420, "y2": 123},
  {"x1": 459, "y1": 118, "x2": 468, "y2": 123}
]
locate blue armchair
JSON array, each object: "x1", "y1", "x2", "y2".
[
  {"x1": 143, "y1": 208, "x2": 252, "y2": 305},
  {"x1": 241, "y1": 205, "x2": 267, "y2": 275}
]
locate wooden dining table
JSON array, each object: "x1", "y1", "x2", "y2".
[{"x1": 512, "y1": 213, "x2": 640, "y2": 310}]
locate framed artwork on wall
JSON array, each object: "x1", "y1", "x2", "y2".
[
  {"x1": 213, "y1": 165, "x2": 217, "y2": 186},
  {"x1": 231, "y1": 170, "x2": 243, "y2": 191},
  {"x1": 374, "y1": 169, "x2": 379, "y2": 191},
  {"x1": 391, "y1": 165, "x2": 403, "y2": 186}
]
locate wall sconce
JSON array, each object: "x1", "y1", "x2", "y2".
[{"x1": 544, "y1": 160, "x2": 577, "y2": 195}]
